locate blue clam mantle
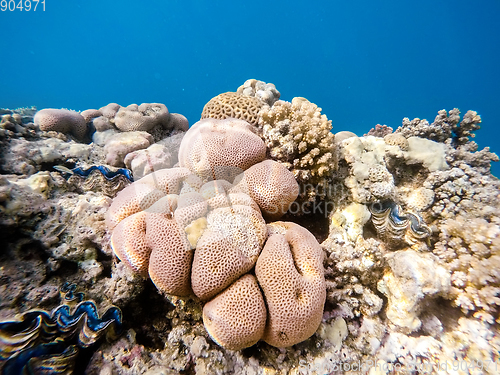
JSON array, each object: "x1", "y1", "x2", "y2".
[
  {"x1": 54, "y1": 165, "x2": 134, "y2": 182},
  {"x1": 369, "y1": 200, "x2": 431, "y2": 246},
  {"x1": 0, "y1": 284, "x2": 123, "y2": 375}
]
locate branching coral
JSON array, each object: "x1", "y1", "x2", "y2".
[
  {"x1": 395, "y1": 108, "x2": 482, "y2": 146},
  {"x1": 258, "y1": 97, "x2": 335, "y2": 204}
]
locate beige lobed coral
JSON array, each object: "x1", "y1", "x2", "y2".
[
  {"x1": 34, "y1": 108, "x2": 88, "y2": 141},
  {"x1": 255, "y1": 221, "x2": 326, "y2": 347},
  {"x1": 236, "y1": 78, "x2": 281, "y2": 106},
  {"x1": 178, "y1": 117, "x2": 267, "y2": 183},
  {"x1": 231, "y1": 159, "x2": 299, "y2": 220},
  {"x1": 201, "y1": 92, "x2": 265, "y2": 127},
  {"x1": 113, "y1": 103, "x2": 170, "y2": 132},
  {"x1": 258, "y1": 97, "x2": 336, "y2": 204},
  {"x1": 106, "y1": 165, "x2": 321, "y2": 350},
  {"x1": 89, "y1": 102, "x2": 188, "y2": 135}
]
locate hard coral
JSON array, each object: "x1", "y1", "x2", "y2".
[
  {"x1": 232, "y1": 159, "x2": 299, "y2": 220},
  {"x1": 201, "y1": 92, "x2": 264, "y2": 127},
  {"x1": 364, "y1": 124, "x2": 393, "y2": 137},
  {"x1": 236, "y1": 79, "x2": 281, "y2": 106},
  {"x1": 34, "y1": 108, "x2": 88, "y2": 141},
  {"x1": 191, "y1": 203, "x2": 267, "y2": 301},
  {"x1": 106, "y1": 164, "x2": 325, "y2": 349},
  {"x1": 377, "y1": 250, "x2": 450, "y2": 332},
  {"x1": 178, "y1": 118, "x2": 266, "y2": 183},
  {"x1": 395, "y1": 108, "x2": 481, "y2": 146},
  {"x1": 258, "y1": 97, "x2": 335, "y2": 204},
  {"x1": 203, "y1": 274, "x2": 267, "y2": 351},
  {"x1": 255, "y1": 222, "x2": 326, "y2": 347},
  {"x1": 114, "y1": 103, "x2": 170, "y2": 132},
  {"x1": 104, "y1": 131, "x2": 155, "y2": 167}
]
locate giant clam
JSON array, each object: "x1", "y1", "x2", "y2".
[
  {"x1": 54, "y1": 165, "x2": 133, "y2": 196},
  {"x1": 0, "y1": 283, "x2": 122, "y2": 374},
  {"x1": 369, "y1": 200, "x2": 431, "y2": 247}
]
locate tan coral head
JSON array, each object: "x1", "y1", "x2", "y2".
[
  {"x1": 178, "y1": 117, "x2": 266, "y2": 183},
  {"x1": 203, "y1": 221, "x2": 326, "y2": 350}
]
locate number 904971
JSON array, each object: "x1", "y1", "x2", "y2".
[{"x1": 1, "y1": 0, "x2": 45, "y2": 11}]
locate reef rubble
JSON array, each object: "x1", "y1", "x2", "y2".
[{"x1": 1, "y1": 81, "x2": 499, "y2": 374}]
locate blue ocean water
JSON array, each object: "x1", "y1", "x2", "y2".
[{"x1": 1, "y1": 0, "x2": 499, "y2": 175}]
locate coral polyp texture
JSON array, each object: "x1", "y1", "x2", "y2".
[
  {"x1": 201, "y1": 91, "x2": 265, "y2": 127},
  {"x1": 3, "y1": 89, "x2": 500, "y2": 374},
  {"x1": 106, "y1": 159, "x2": 319, "y2": 349},
  {"x1": 258, "y1": 97, "x2": 336, "y2": 204},
  {"x1": 255, "y1": 222, "x2": 326, "y2": 348},
  {"x1": 178, "y1": 117, "x2": 267, "y2": 182},
  {"x1": 34, "y1": 108, "x2": 88, "y2": 141},
  {"x1": 236, "y1": 78, "x2": 281, "y2": 106}
]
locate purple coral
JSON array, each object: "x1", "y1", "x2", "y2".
[{"x1": 365, "y1": 124, "x2": 393, "y2": 137}]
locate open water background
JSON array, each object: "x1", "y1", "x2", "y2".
[{"x1": 1, "y1": 0, "x2": 499, "y2": 175}]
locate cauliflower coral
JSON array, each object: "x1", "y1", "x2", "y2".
[{"x1": 258, "y1": 97, "x2": 336, "y2": 204}]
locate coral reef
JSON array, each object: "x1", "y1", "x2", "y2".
[{"x1": 2, "y1": 96, "x2": 500, "y2": 375}]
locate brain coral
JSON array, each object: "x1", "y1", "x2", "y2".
[
  {"x1": 232, "y1": 159, "x2": 299, "y2": 220},
  {"x1": 201, "y1": 92, "x2": 265, "y2": 127},
  {"x1": 34, "y1": 108, "x2": 88, "y2": 141},
  {"x1": 106, "y1": 165, "x2": 268, "y2": 297},
  {"x1": 114, "y1": 103, "x2": 170, "y2": 132},
  {"x1": 191, "y1": 204, "x2": 267, "y2": 301},
  {"x1": 203, "y1": 274, "x2": 267, "y2": 351},
  {"x1": 106, "y1": 164, "x2": 325, "y2": 349},
  {"x1": 258, "y1": 97, "x2": 335, "y2": 204},
  {"x1": 255, "y1": 221, "x2": 326, "y2": 347},
  {"x1": 178, "y1": 118, "x2": 266, "y2": 182}
]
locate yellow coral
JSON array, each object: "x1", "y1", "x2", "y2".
[{"x1": 201, "y1": 92, "x2": 265, "y2": 127}]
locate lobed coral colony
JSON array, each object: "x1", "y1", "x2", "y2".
[{"x1": 0, "y1": 79, "x2": 499, "y2": 374}]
